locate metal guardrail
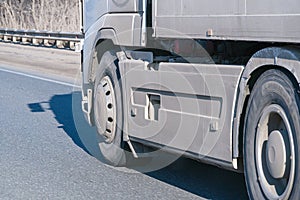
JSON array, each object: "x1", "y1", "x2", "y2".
[{"x1": 0, "y1": 28, "x2": 83, "y2": 51}]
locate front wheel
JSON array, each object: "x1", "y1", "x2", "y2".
[
  {"x1": 244, "y1": 69, "x2": 300, "y2": 199},
  {"x1": 93, "y1": 50, "x2": 127, "y2": 166}
]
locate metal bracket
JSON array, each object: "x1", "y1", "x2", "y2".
[
  {"x1": 81, "y1": 89, "x2": 93, "y2": 125},
  {"x1": 127, "y1": 140, "x2": 138, "y2": 158}
]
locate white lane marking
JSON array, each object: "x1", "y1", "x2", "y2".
[{"x1": 0, "y1": 67, "x2": 81, "y2": 88}]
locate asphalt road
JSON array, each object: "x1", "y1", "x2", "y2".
[{"x1": 0, "y1": 43, "x2": 249, "y2": 200}]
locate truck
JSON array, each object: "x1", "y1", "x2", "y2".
[{"x1": 80, "y1": 0, "x2": 300, "y2": 199}]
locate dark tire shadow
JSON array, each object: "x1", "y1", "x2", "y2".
[{"x1": 48, "y1": 92, "x2": 89, "y2": 153}]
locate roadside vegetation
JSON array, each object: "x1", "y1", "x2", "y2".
[{"x1": 0, "y1": 0, "x2": 80, "y2": 32}]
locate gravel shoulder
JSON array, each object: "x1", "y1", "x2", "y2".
[{"x1": 0, "y1": 42, "x2": 81, "y2": 84}]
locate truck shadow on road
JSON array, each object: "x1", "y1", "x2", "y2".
[
  {"x1": 28, "y1": 92, "x2": 89, "y2": 153},
  {"x1": 48, "y1": 92, "x2": 89, "y2": 153},
  {"x1": 145, "y1": 157, "x2": 249, "y2": 199},
  {"x1": 30, "y1": 91, "x2": 249, "y2": 199}
]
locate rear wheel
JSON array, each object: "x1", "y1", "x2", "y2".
[
  {"x1": 93, "y1": 50, "x2": 127, "y2": 166},
  {"x1": 244, "y1": 69, "x2": 300, "y2": 199}
]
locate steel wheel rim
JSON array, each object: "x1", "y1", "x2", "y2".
[
  {"x1": 255, "y1": 104, "x2": 295, "y2": 200},
  {"x1": 94, "y1": 76, "x2": 117, "y2": 143}
]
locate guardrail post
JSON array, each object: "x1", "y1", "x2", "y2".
[
  {"x1": 56, "y1": 40, "x2": 64, "y2": 48},
  {"x1": 32, "y1": 38, "x2": 38, "y2": 45},
  {"x1": 44, "y1": 39, "x2": 55, "y2": 47},
  {"x1": 4, "y1": 35, "x2": 10, "y2": 41},
  {"x1": 69, "y1": 41, "x2": 75, "y2": 50},
  {"x1": 12, "y1": 36, "x2": 20, "y2": 43},
  {"x1": 43, "y1": 39, "x2": 49, "y2": 46},
  {"x1": 21, "y1": 37, "x2": 30, "y2": 44}
]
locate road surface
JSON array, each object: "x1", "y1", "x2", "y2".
[{"x1": 0, "y1": 42, "x2": 249, "y2": 199}]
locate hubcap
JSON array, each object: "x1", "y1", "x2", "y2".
[
  {"x1": 255, "y1": 104, "x2": 295, "y2": 200},
  {"x1": 94, "y1": 76, "x2": 116, "y2": 143},
  {"x1": 266, "y1": 130, "x2": 286, "y2": 179}
]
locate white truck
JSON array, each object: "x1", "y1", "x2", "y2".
[{"x1": 80, "y1": 1, "x2": 300, "y2": 199}]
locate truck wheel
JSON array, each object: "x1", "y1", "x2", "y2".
[
  {"x1": 93, "y1": 50, "x2": 126, "y2": 166},
  {"x1": 244, "y1": 69, "x2": 300, "y2": 200}
]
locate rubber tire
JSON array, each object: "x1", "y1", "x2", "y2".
[
  {"x1": 93, "y1": 50, "x2": 127, "y2": 166},
  {"x1": 243, "y1": 69, "x2": 300, "y2": 199}
]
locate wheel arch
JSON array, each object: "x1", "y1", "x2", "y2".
[
  {"x1": 82, "y1": 12, "x2": 143, "y2": 86},
  {"x1": 89, "y1": 31, "x2": 119, "y2": 84},
  {"x1": 232, "y1": 46, "x2": 300, "y2": 167}
]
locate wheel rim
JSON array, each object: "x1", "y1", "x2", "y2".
[
  {"x1": 94, "y1": 76, "x2": 117, "y2": 143},
  {"x1": 255, "y1": 104, "x2": 295, "y2": 200}
]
